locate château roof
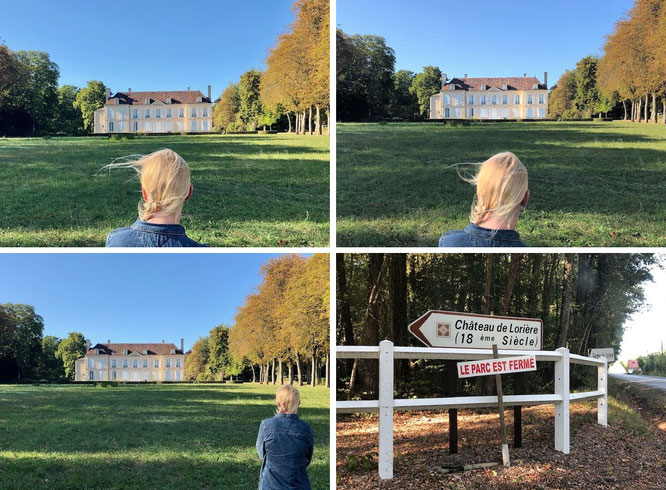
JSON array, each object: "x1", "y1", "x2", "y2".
[
  {"x1": 442, "y1": 77, "x2": 547, "y2": 91},
  {"x1": 87, "y1": 343, "x2": 184, "y2": 356},
  {"x1": 105, "y1": 90, "x2": 211, "y2": 105}
]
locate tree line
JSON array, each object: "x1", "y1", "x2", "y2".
[
  {"x1": 0, "y1": 42, "x2": 107, "y2": 136},
  {"x1": 213, "y1": 0, "x2": 329, "y2": 134},
  {"x1": 337, "y1": 253, "x2": 655, "y2": 399},
  {"x1": 0, "y1": 303, "x2": 86, "y2": 382},
  {"x1": 337, "y1": 29, "x2": 441, "y2": 122},
  {"x1": 221, "y1": 254, "x2": 330, "y2": 387}
]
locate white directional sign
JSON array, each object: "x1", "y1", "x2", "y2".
[
  {"x1": 588, "y1": 348, "x2": 615, "y2": 362},
  {"x1": 408, "y1": 310, "x2": 543, "y2": 350},
  {"x1": 457, "y1": 354, "x2": 537, "y2": 379}
]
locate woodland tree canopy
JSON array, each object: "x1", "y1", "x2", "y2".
[{"x1": 337, "y1": 253, "x2": 656, "y2": 400}]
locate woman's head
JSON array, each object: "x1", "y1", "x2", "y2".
[
  {"x1": 462, "y1": 152, "x2": 529, "y2": 228},
  {"x1": 276, "y1": 384, "x2": 300, "y2": 414},
  {"x1": 103, "y1": 149, "x2": 192, "y2": 221}
]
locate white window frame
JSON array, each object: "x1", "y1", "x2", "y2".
[
  {"x1": 468, "y1": 108, "x2": 474, "y2": 118},
  {"x1": 143, "y1": 359, "x2": 148, "y2": 368},
  {"x1": 88, "y1": 370, "x2": 94, "y2": 380},
  {"x1": 123, "y1": 359, "x2": 128, "y2": 368},
  {"x1": 111, "y1": 359, "x2": 116, "y2": 368},
  {"x1": 191, "y1": 108, "x2": 197, "y2": 117},
  {"x1": 527, "y1": 95, "x2": 533, "y2": 105},
  {"x1": 145, "y1": 109, "x2": 150, "y2": 118},
  {"x1": 176, "y1": 359, "x2": 181, "y2": 368},
  {"x1": 515, "y1": 95, "x2": 520, "y2": 104},
  {"x1": 502, "y1": 95, "x2": 508, "y2": 105},
  {"x1": 178, "y1": 108, "x2": 184, "y2": 118},
  {"x1": 166, "y1": 109, "x2": 172, "y2": 118},
  {"x1": 155, "y1": 109, "x2": 161, "y2": 118},
  {"x1": 132, "y1": 109, "x2": 138, "y2": 119},
  {"x1": 480, "y1": 95, "x2": 487, "y2": 105},
  {"x1": 491, "y1": 95, "x2": 497, "y2": 105},
  {"x1": 154, "y1": 359, "x2": 159, "y2": 368},
  {"x1": 112, "y1": 371, "x2": 117, "y2": 380},
  {"x1": 133, "y1": 121, "x2": 138, "y2": 131},
  {"x1": 202, "y1": 108, "x2": 208, "y2": 117},
  {"x1": 203, "y1": 120, "x2": 209, "y2": 130},
  {"x1": 468, "y1": 95, "x2": 474, "y2": 105},
  {"x1": 166, "y1": 359, "x2": 171, "y2": 368},
  {"x1": 539, "y1": 94, "x2": 545, "y2": 104},
  {"x1": 108, "y1": 122, "x2": 114, "y2": 132}
]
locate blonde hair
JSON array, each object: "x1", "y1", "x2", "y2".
[
  {"x1": 276, "y1": 384, "x2": 300, "y2": 414},
  {"x1": 102, "y1": 149, "x2": 191, "y2": 221},
  {"x1": 457, "y1": 152, "x2": 528, "y2": 226}
]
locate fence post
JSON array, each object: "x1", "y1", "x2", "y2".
[
  {"x1": 554, "y1": 347, "x2": 570, "y2": 454},
  {"x1": 598, "y1": 358, "x2": 608, "y2": 427},
  {"x1": 378, "y1": 340, "x2": 394, "y2": 479}
]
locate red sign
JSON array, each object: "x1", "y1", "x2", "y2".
[{"x1": 457, "y1": 355, "x2": 537, "y2": 379}]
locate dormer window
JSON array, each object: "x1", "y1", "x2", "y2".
[
  {"x1": 533, "y1": 83, "x2": 539, "y2": 90},
  {"x1": 481, "y1": 84, "x2": 487, "y2": 91},
  {"x1": 94, "y1": 348, "x2": 99, "y2": 354},
  {"x1": 113, "y1": 98, "x2": 120, "y2": 105},
  {"x1": 145, "y1": 98, "x2": 151, "y2": 104},
  {"x1": 502, "y1": 84, "x2": 508, "y2": 90},
  {"x1": 143, "y1": 349, "x2": 148, "y2": 355},
  {"x1": 196, "y1": 96, "x2": 202, "y2": 103},
  {"x1": 123, "y1": 349, "x2": 129, "y2": 355},
  {"x1": 166, "y1": 97, "x2": 172, "y2": 104},
  {"x1": 170, "y1": 348, "x2": 176, "y2": 354}
]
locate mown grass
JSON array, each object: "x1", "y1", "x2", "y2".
[
  {"x1": 336, "y1": 121, "x2": 666, "y2": 246},
  {"x1": 0, "y1": 133, "x2": 329, "y2": 246},
  {"x1": 0, "y1": 383, "x2": 329, "y2": 489}
]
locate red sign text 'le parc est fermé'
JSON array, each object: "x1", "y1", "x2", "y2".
[{"x1": 457, "y1": 354, "x2": 537, "y2": 379}]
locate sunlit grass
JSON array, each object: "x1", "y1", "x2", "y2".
[
  {"x1": 0, "y1": 133, "x2": 329, "y2": 247},
  {"x1": 337, "y1": 121, "x2": 666, "y2": 246},
  {"x1": 0, "y1": 383, "x2": 330, "y2": 489}
]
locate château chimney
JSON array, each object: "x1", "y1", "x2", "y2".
[
  {"x1": 441, "y1": 73, "x2": 447, "y2": 89},
  {"x1": 162, "y1": 339, "x2": 165, "y2": 343},
  {"x1": 464, "y1": 73, "x2": 468, "y2": 78},
  {"x1": 207, "y1": 85, "x2": 211, "y2": 100},
  {"x1": 107, "y1": 339, "x2": 110, "y2": 344},
  {"x1": 85, "y1": 339, "x2": 91, "y2": 350},
  {"x1": 105, "y1": 88, "x2": 111, "y2": 102},
  {"x1": 187, "y1": 86, "x2": 190, "y2": 91},
  {"x1": 543, "y1": 71, "x2": 548, "y2": 88},
  {"x1": 128, "y1": 88, "x2": 131, "y2": 93},
  {"x1": 180, "y1": 338, "x2": 184, "y2": 353},
  {"x1": 523, "y1": 73, "x2": 527, "y2": 78}
]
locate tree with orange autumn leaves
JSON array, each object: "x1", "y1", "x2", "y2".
[{"x1": 228, "y1": 254, "x2": 330, "y2": 386}]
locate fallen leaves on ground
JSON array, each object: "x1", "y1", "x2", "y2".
[{"x1": 336, "y1": 401, "x2": 666, "y2": 489}]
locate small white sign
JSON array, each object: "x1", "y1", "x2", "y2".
[
  {"x1": 588, "y1": 348, "x2": 615, "y2": 362},
  {"x1": 409, "y1": 310, "x2": 543, "y2": 350},
  {"x1": 457, "y1": 355, "x2": 537, "y2": 378}
]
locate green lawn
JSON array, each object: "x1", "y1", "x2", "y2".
[
  {"x1": 0, "y1": 383, "x2": 330, "y2": 489},
  {"x1": 337, "y1": 121, "x2": 666, "y2": 246},
  {"x1": 0, "y1": 133, "x2": 329, "y2": 247}
]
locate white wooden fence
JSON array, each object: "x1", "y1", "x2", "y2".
[{"x1": 337, "y1": 340, "x2": 608, "y2": 480}]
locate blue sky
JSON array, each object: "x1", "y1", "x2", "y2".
[
  {"x1": 0, "y1": 0, "x2": 295, "y2": 99},
  {"x1": 0, "y1": 253, "x2": 310, "y2": 351},
  {"x1": 337, "y1": 0, "x2": 635, "y2": 86}
]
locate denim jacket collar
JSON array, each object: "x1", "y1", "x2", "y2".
[
  {"x1": 130, "y1": 219, "x2": 187, "y2": 236},
  {"x1": 464, "y1": 223, "x2": 522, "y2": 242}
]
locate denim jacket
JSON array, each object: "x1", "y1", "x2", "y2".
[
  {"x1": 105, "y1": 219, "x2": 207, "y2": 247},
  {"x1": 439, "y1": 223, "x2": 526, "y2": 247},
  {"x1": 256, "y1": 413, "x2": 314, "y2": 490}
]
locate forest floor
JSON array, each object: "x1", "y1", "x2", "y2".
[
  {"x1": 337, "y1": 121, "x2": 666, "y2": 247},
  {"x1": 0, "y1": 133, "x2": 329, "y2": 246},
  {"x1": 336, "y1": 381, "x2": 666, "y2": 489},
  {"x1": 0, "y1": 383, "x2": 329, "y2": 489}
]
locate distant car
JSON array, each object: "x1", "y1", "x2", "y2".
[{"x1": 627, "y1": 359, "x2": 641, "y2": 374}]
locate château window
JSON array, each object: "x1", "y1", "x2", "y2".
[
  {"x1": 155, "y1": 109, "x2": 161, "y2": 118},
  {"x1": 112, "y1": 371, "x2": 117, "y2": 380},
  {"x1": 514, "y1": 95, "x2": 521, "y2": 104},
  {"x1": 178, "y1": 108, "x2": 184, "y2": 118},
  {"x1": 191, "y1": 108, "x2": 197, "y2": 117},
  {"x1": 166, "y1": 359, "x2": 171, "y2": 368},
  {"x1": 491, "y1": 95, "x2": 497, "y2": 105},
  {"x1": 123, "y1": 359, "x2": 128, "y2": 368},
  {"x1": 132, "y1": 109, "x2": 138, "y2": 119},
  {"x1": 88, "y1": 371, "x2": 94, "y2": 380},
  {"x1": 539, "y1": 94, "x2": 545, "y2": 104},
  {"x1": 202, "y1": 108, "x2": 208, "y2": 117},
  {"x1": 133, "y1": 360, "x2": 138, "y2": 368},
  {"x1": 145, "y1": 109, "x2": 150, "y2": 118},
  {"x1": 203, "y1": 120, "x2": 209, "y2": 130},
  {"x1": 468, "y1": 95, "x2": 474, "y2": 104},
  {"x1": 143, "y1": 360, "x2": 148, "y2": 368},
  {"x1": 444, "y1": 108, "x2": 450, "y2": 118},
  {"x1": 108, "y1": 122, "x2": 114, "y2": 132},
  {"x1": 527, "y1": 95, "x2": 533, "y2": 105},
  {"x1": 502, "y1": 95, "x2": 508, "y2": 105},
  {"x1": 166, "y1": 109, "x2": 172, "y2": 118},
  {"x1": 154, "y1": 360, "x2": 159, "y2": 368},
  {"x1": 480, "y1": 95, "x2": 487, "y2": 105},
  {"x1": 111, "y1": 359, "x2": 116, "y2": 368},
  {"x1": 132, "y1": 122, "x2": 138, "y2": 131},
  {"x1": 176, "y1": 359, "x2": 181, "y2": 368},
  {"x1": 444, "y1": 95, "x2": 450, "y2": 105},
  {"x1": 468, "y1": 108, "x2": 474, "y2": 117}
]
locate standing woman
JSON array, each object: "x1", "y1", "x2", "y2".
[
  {"x1": 439, "y1": 151, "x2": 530, "y2": 247},
  {"x1": 256, "y1": 384, "x2": 314, "y2": 489}
]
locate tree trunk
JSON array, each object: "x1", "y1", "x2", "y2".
[
  {"x1": 622, "y1": 99, "x2": 627, "y2": 120},
  {"x1": 631, "y1": 99, "x2": 635, "y2": 122},
  {"x1": 251, "y1": 364, "x2": 256, "y2": 383},
  {"x1": 663, "y1": 96, "x2": 666, "y2": 124},
  {"x1": 361, "y1": 254, "x2": 388, "y2": 393},
  {"x1": 652, "y1": 92, "x2": 657, "y2": 123},
  {"x1": 500, "y1": 254, "x2": 522, "y2": 315},
  {"x1": 311, "y1": 349, "x2": 316, "y2": 387},
  {"x1": 315, "y1": 104, "x2": 321, "y2": 135},
  {"x1": 308, "y1": 106, "x2": 313, "y2": 135},
  {"x1": 272, "y1": 359, "x2": 276, "y2": 385},
  {"x1": 556, "y1": 254, "x2": 575, "y2": 348},
  {"x1": 288, "y1": 362, "x2": 293, "y2": 384},
  {"x1": 296, "y1": 352, "x2": 302, "y2": 386},
  {"x1": 483, "y1": 254, "x2": 494, "y2": 314},
  {"x1": 638, "y1": 98, "x2": 642, "y2": 122},
  {"x1": 259, "y1": 364, "x2": 263, "y2": 384},
  {"x1": 325, "y1": 353, "x2": 329, "y2": 388},
  {"x1": 279, "y1": 358, "x2": 283, "y2": 385},
  {"x1": 326, "y1": 106, "x2": 330, "y2": 135},
  {"x1": 644, "y1": 93, "x2": 648, "y2": 122},
  {"x1": 388, "y1": 253, "x2": 408, "y2": 378},
  {"x1": 337, "y1": 254, "x2": 355, "y2": 377},
  {"x1": 348, "y1": 359, "x2": 358, "y2": 399}
]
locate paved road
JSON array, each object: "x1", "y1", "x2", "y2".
[{"x1": 610, "y1": 373, "x2": 666, "y2": 393}]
